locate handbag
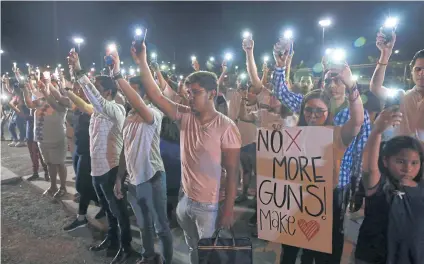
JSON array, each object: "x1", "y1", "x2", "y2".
[{"x1": 197, "y1": 228, "x2": 252, "y2": 264}]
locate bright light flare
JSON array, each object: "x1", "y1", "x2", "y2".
[
  {"x1": 209, "y1": 57, "x2": 215, "y2": 62},
  {"x1": 387, "y1": 88, "x2": 399, "y2": 97},
  {"x1": 73, "y1": 37, "x2": 84, "y2": 44},
  {"x1": 352, "y1": 75, "x2": 359, "y2": 81},
  {"x1": 179, "y1": 75, "x2": 184, "y2": 80},
  {"x1": 242, "y1": 31, "x2": 252, "y2": 39},
  {"x1": 121, "y1": 69, "x2": 126, "y2": 74},
  {"x1": 283, "y1": 30, "x2": 293, "y2": 39},
  {"x1": 394, "y1": 50, "x2": 400, "y2": 54},
  {"x1": 135, "y1": 28, "x2": 143, "y2": 36},
  {"x1": 129, "y1": 68, "x2": 135, "y2": 75},
  {"x1": 90, "y1": 68, "x2": 95, "y2": 72},
  {"x1": 191, "y1": 56, "x2": 196, "y2": 61},
  {"x1": 319, "y1": 19, "x2": 332, "y2": 27},
  {"x1": 224, "y1": 53, "x2": 233, "y2": 61},
  {"x1": 239, "y1": 73, "x2": 247, "y2": 80},
  {"x1": 108, "y1": 43, "x2": 117, "y2": 52},
  {"x1": 384, "y1": 17, "x2": 398, "y2": 29},
  {"x1": 263, "y1": 56, "x2": 269, "y2": 63}
]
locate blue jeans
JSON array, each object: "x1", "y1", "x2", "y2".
[
  {"x1": 92, "y1": 167, "x2": 132, "y2": 248},
  {"x1": 132, "y1": 171, "x2": 173, "y2": 263},
  {"x1": 8, "y1": 112, "x2": 26, "y2": 141},
  {"x1": 176, "y1": 193, "x2": 219, "y2": 264}
]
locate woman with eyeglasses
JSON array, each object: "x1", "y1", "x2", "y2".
[{"x1": 278, "y1": 65, "x2": 365, "y2": 263}]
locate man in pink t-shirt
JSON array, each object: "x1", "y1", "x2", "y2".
[{"x1": 132, "y1": 43, "x2": 241, "y2": 264}]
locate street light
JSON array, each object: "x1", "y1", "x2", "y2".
[
  {"x1": 319, "y1": 19, "x2": 332, "y2": 46},
  {"x1": 73, "y1": 37, "x2": 84, "y2": 51}
]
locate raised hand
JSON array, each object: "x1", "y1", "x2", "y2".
[
  {"x1": 192, "y1": 59, "x2": 200, "y2": 72},
  {"x1": 242, "y1": 37, "x2": 254, "y2": 53},
  {"x1": 67, "y1": 50, "x2": 82, "y2": 72},
  {"x1": 376, "y1": 30, "x2": 396, "y2": 55},
  {"x1": 105, "y1": 50, "x2": 121, "y2": 75},
  {"x1": 326, "y1": 63, "x2": 356, "y2": 90},
  {"x1": 273, "y1": 41, "x2": 291, "y2": 68},
  {"x1": 373, "y1": 107, "x2": 402, "y2": 134},
  {"x1": 130, "y1": 40, "x2": 147, "y2": 65}
]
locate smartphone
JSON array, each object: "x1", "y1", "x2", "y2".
[
  {"x1": 380, "y1": 26, "x2": 396, "y2": 44},
  {"x1": 384, "y1": 92, "x2": 401, "y2": 109},
  {"x1": 105, "y1": 55, "x2": 114, "y2": 66},
  {"x1": 289, "y1": 41, "x2": 294, "y2": 55},
  {"x1": 134, "y1": 28, "x2": 147, "y2": 54}
]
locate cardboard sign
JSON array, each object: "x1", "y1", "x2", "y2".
[{"x1": 256, "y1": 126, "x2": 334, "y2": 254}]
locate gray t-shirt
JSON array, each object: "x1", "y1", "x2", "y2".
[{"x1": 34, "y1": 102, "x2": 67, "y2": 143}]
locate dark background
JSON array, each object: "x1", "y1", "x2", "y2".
[{"x1": 1, "y1": 1, "x2": 424, "y2": 75}]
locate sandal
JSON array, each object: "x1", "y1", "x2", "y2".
[
  {"x1": 53, "y1": 187, "x2": 67, "y2": 198},
  {"x1": 43, "y1": 187, "x2": 58, "y2": 196}
]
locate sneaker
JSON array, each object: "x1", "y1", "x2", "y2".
[
  {"x1": 14, "y1": 141, "x2": 26, "y2": 147},
  {"x1": 43, "y1": 169, "x2": 50, "y2": 181},
  {"x1": 8, "y1": 141, "x2": 18, "y2": 147},
  {"x1": 27, "y1": 173, "x2": 40, "y2": 181},
  {"x1": 63, "y1": 217, "x2": 88, "y2": 232}
]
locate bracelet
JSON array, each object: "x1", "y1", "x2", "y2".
[
  {"x1": 113, "y1": 73, "x2": 123, "y2": 81},
  {"x1": 377, "y1": 61, "x2": 388, "y2": 66}
]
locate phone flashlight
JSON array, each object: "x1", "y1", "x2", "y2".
[
  {"x1": 224, "y1": 53, "x2": 233, "y2": 61},
  {"x1": 385, "y1": 88, "x2": 401, "y2": 109},
  {"x1": 263, "y1": 56, "x2": 269, "y2": 63},
  {"x1": 134, "y1": 28, "x2": 147, "y2": 54},
  {"x1": 239, "y1": 73, "x2": 247, "y2": 80},
  {"x1": 179, "y1": 75, "x2": 184, "y2": 80},
  {"x1": 381, "y1": 17, "x2": 398, "y2": 44},
  {"x1": 283, "y1": 29, "x2": 293, "y2": 39},
  {"x1": 105, "y1": 44, "x2": 117, "y2": 66},
  {"x1": 242, "y1": 31, "x2": 252, "y2": 39},
  {"x1": 191, "y1": 56, "x2": 196, "y2": 62}
]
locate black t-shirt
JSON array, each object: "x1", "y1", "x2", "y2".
[
  {"x1": 72, "y1": 110, "x2": 90, "y2": 155},
  {"x1": 356, "y1": 176, "x2": 424, "y2": 264}
]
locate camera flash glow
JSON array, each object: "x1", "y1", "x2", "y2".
[
  {"x1": 108, "y1": 43, "x2": 117, "y2": 52},
  {"x1": 129, "y1": 69, "x2": 135, "y2": 75},
  {"x1": 209, "y1": 57, "x2": 215, "y2": 62},
  {"x1": 240, "y1": 73, "x2": 247, "y2": 80},
  {"x1": 135, "y1": 28, "x2": 143, "y2": 36},
  {"x1": 224, "y1": 53, "x2": 233, "y2": 61},
  {"x1": 191, "y1": 56, "x2": 196, "y2": 61},
  {"x1": 179, "y1": 75, "x2": 184, "y2": 80},
  {"x1": 90, "y1": 68, "x2": 95, "y2": 72},
  {"x1": 263, "y1": 56, "x2": 269, "y2": 63},
  {"x1": 121, "y1": 69, "x2": 126, "y2": 74},
  {"x1": 151, "y1": 53, "x2": 157, "y2": 59},
  {"x1": 26, "y1": 63, "x2": 30, "y2": 66},
  {"x1": 332, "y1": 49, "x2": 346, "y2": 62},
  {"x1": 387, "y1": 88, "x2": 398, "y2": 98},
  {"x1": 352, "y1": 75, "x2": 359, "y2": 81},
  {"x1": 235, "y1": 66, "x2": 239, "y2": 69},
  {"x1": 137, "y1": 68, "x2": 140, "y2": 73},
  {"x1": 160, "y1": 64, "x2": 166, "y2": 70}
]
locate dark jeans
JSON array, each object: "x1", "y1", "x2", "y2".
[
  {"x1": 9, "y1": 112, "x2": 26, "y2": 141},
  {"x1": 92, "y1": 166, "x2": 132, "y2": 248},
  {"x1": 73, "y1": 151, "x2": 98, "y2": 215},
  {"x1": 280, "y1": 185, "x2": 350, "y2": 264}
]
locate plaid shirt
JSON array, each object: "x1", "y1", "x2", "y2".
[{"x1": 272, "y1": 67, "x2": 371, "y2": 188}]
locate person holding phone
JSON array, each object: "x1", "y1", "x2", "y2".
[
  {"x1": 68, "y1": 50, "x2": 135, "y2": 264},
  {"x1": 369, "y1": 31, "x2": 424, "y2": 144},
  {"x1": 132, "y1": 40, "x2": 241, "y2": 264},
  {"x1": 109, "y1": 48, "x2": 173, "y2": 264}
]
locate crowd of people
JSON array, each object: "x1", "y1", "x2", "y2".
[{"x1": 1, "y1": 27, "x2": 423, "y2": 264}]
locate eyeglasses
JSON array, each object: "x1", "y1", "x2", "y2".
[{"x1": 304, "y1": 107, "x2": 328, "y2": 118}]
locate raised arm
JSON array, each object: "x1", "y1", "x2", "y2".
[
  {"x1": 238, "y1": 91, "x2": 257, "y2": 123},
  {"x1": 49, "y1": 83, "x2": 72, "y2": 108},
  {"x1": 68, "y1": 50, "x2": 124, "y2": 121},
  {"x1": 362, "y1": 108, "x2": 402, "y2": 196},
  {"x1": 261, "y1": 62, "x2": 269, "y2": 86},
  {"x1": 109, "y1": 50, "x2": 154, "y2": 124},
  {"x1": 132, "y1": 43, "x2": 178, "y2": 120},
  {"x1": 217, "y1": 62, "x2": 228, "y2": 88},
  {"x1": 151, "y1": 62, "x2": 167, "y2": 91},
  {"x1": 22, "y1": 84, "x2": 38, "y2": 109},
  {"x1": 243, "y1": 37, "x2": 262, "y2": 94},
  {"x1": 369, "y1": 31, "x2": 397, "y2": 100},
  {"x1": 336, "y1": 65, "x2": 365, "y2": 146},
  {"x1": 39, "y1": 82, "x2": 66, "y2": 112}
]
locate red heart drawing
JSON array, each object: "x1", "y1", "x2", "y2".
[{"x1": 297, "y1": 219, "x2": 320, "y2": 241}]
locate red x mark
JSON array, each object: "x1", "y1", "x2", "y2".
[{"x1": 285, "y1": 130, "x2": 302, "y2": 152}]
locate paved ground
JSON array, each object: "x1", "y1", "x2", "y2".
[{"x1": 1, "y1": 140, "x2": 362, "y2": 263}]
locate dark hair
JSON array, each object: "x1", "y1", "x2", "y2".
[
  {"x1": 95, "y1": 75, "x2": 118, "y2": 99},
  {"x1": 129, "y1": 76, "x2": 145, "y2": 97},
  {"x1": 410, "y1": 49, "x2": 424, "y2": 70},
  {"x1": 280, "y1": 103, "x2": 294, "y2": 118},
  {"x1": 297, "y1": 89, "x2": 332, "y2": 126},
  {"x1": 184, "y1": 71, "x2": 218, "y2": 92},
  {"x1": 378, "y1": 136, "x2": 423, "y2": 188}
]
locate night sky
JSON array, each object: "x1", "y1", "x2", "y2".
[{"x1": 1, "y1": 1, "x2": 424, "y2": 75}]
